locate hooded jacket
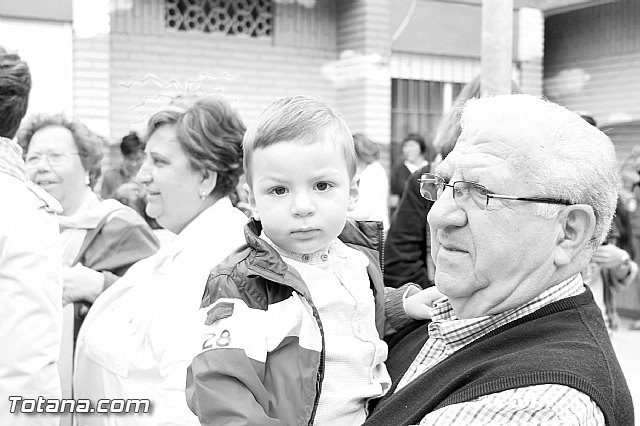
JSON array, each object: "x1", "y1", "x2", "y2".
[{"x1": 186, "y1": 218, "x2": 394, "y2": 426}]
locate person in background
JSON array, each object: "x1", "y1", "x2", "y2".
[
  {"x1": 389, "y1": 133, "x2": 434, "y2": 212},
  {"x1": 620, "y1": 145, "x2": 640, "y2": 330},
  {"x1": 365, "y1": 94, "x2": 633, "y2": 426},
  {"x1": 580, "y1": 115, "x2": 638, "y2": 330},
  {"x1": 101, "y1": 131, "x2": 158, "y2": 229},
  {"x1": 18, "y1": 114, "x2": 159, "y2": 315},
  {"x1": 100, "y1": 131, "x2": 144, "y2": 200},
  {"x1": 17, "y1": 113, "x2": 159, "y2": 420},
  {"x1": 0, "y1": 46, "x2": 63, "y2": 426},
  {"x1": 348, "y1": 133, "x2": 389, "y2": 229},
  {"x1": 384, "y1": 77, "x2": 484, "y2": 289},
  {"x1": 74, "y1": 96, "x2": 249, "y2": 426}
]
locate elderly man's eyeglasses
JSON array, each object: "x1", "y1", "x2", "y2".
[
  {"x1": 25, "y1": 152, "x2": 81, "y2": 167},
  {"x1": 418, "y1": 173, "x2": 573, "y2": 210}
]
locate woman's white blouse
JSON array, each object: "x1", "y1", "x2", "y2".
[{"x1": 74, "y1": 198, "x2": 248, "y2": 426}]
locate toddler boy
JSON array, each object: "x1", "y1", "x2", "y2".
[{"x1": 186, "y1": 96, "x2": 439, "y2": 425}]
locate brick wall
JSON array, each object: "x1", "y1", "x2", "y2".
[
  {"x1": 72, "y1": 0, "x2": 111, "y2": 138},
  {"x1": 72, "y1": 0, "x2": 116, "y2": 170},
  {"x1": 336, "y1": 0, "x2": 392, "y2": 172},
  {"x1": 109, "y1": 0, "x2": 339, "y2": 141}
]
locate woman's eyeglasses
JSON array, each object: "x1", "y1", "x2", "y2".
[{"x1": 25, "y1": 152, "x2": 81, "y2": 167}]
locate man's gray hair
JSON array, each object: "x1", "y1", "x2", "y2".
[{"x1": 460, "y1": 94, "x2": 618, "y2": 252}]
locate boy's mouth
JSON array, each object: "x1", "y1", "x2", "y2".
[{"x1": 291, "y1": 228, "x2": 320, "y2": 236}]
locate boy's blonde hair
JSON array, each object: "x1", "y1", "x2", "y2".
[{"x1": 243, "y1": 96, "x2": 356, "y2": 186}]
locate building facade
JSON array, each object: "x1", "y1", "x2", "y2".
[
  {"x1": 544, "y1": 0, "x2": 640, "y2": 316},
  {"x1": 1, "y1": 0, "x2": 545, "y2": 171},
  {"x1": 3, "y1": 0, "x2": 637, "y2": 314}
]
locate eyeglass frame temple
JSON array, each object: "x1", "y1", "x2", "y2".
[
  {"x1": 487, "y1": 194, "x2": 573, "y2": 206},
  {"x1": 418, "y1": 178, "x2": 573, "y2": 207}
]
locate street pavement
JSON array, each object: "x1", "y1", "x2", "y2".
[{"x1": 610, "y1": 318, "x2": 640, "y2": 424}]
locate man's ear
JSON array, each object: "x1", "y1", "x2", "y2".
[
  {"x1": 243, "y1": 182, "x2": 259, "y2": 220},
  {"x1": 347, "y1": 175, "x2": 360, "y2": 211},
  {"x1": 554, "y1": 204, "x2": 596, "y2": 267},
  {"x1": 199, "y1": 171, "x2": 218, "y2": 198}
]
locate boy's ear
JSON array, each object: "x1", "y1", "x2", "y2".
[
  {"x1": 243, "y1": 182, "x2": 260, "y2": 220},
  {"x1": 347, "y1": 175, "x2": 359, "y2": 211},
  {"x1": 553, "y1": 204, "x2": 596, "y2": 267}
]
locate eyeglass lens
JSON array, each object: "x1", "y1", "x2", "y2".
[
  {"x1": 25, "y1": 153, "x2": 78, "y2": 167},
  {"x1": 419, "y1": 175, "x2": 489, "y2": 209},
  {"x1": 419, "y1": 176, "x2": 441, "y2": 201}
]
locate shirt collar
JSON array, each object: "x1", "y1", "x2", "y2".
[
  {"x1": 429, "y1": 274, "x2": 585, "y2": 352},
  {"x1": 259, "y1": 234, "x2": 368, "y2": 268},
  {"x1": 166, "y1": 196, "x2": 236, "y2": 251},
  {"x1": 58, "y1": 190, "x2": 123, "y2": 230},
  {"x1": 260, "y1": 234, "x2": 335, "y2": 264}
]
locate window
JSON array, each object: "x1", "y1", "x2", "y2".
[
  {"x1": 165, "y1": 0, "x2": 273, "y2": 38},
  {"x1": 390, "y1": 78, "x2": 463, "y2": 165}
]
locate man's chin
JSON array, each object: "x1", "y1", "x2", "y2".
[{"x1": 434, "y1": 272, "x2": 475, "y2": 299}]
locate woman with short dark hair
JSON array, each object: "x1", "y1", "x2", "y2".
[{"x1": 74, "y1": 96, "x2": 249, "y2": 426}]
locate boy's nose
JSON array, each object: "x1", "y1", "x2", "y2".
[{"x1": 291, "y1": 193, "x2": 315, "y2": 217}]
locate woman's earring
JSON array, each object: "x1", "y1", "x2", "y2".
[
  {"x1": 200, "y1": 192, "x2": 207, "y2": 200},
  {"x1": 85, "y1": 175, "x2": 91, "y2": 186}
]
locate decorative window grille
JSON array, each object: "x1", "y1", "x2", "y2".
[{"x1": 165, "y1": 0, "x2": 273, "y2": 38}]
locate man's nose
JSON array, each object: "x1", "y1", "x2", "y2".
[{"x1": 427, "y1": 188, "x2": 467, "y2": 229}]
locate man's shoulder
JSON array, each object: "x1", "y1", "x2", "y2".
[{"x1": 0, "y1": 174, "x2": 61, "y2": 218}]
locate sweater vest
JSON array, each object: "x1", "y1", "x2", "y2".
[{"x1": 365, "y1": 288, "x2": 634, "y2": 426}]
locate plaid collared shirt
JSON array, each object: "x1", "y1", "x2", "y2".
[{"x1": 396, "y1": 273, "x2": 605, "y2": 425}]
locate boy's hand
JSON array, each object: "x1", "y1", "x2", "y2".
[{"x1": 404, "y1": 286, "x2": 444, "y2": 320}]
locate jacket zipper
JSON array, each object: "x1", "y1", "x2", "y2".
[
  {"x1": 306, "y1": 300, "x2": 325, "y2": 425},
  {"x1": 377, "y1": 221, "x2": 385, "y2": 277}
]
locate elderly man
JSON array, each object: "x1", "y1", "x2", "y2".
[{"x1": 365, "y1": 94, "x2": 633, "y2": 426}]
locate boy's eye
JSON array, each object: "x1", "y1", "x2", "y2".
[
  {"x1": 270, "y1": 186, "x2": 287, "y2": 196},
  {"x1": 314, "y1": 182, "x2": 332, "y2": 191}
]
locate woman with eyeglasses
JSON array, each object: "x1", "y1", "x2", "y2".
[
  {"x1": 17, "y1": 114, "x2": 159, "y2": 423},
  {"x1": 18, "y1": 114, "x2": 160, "y2": 307}
]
